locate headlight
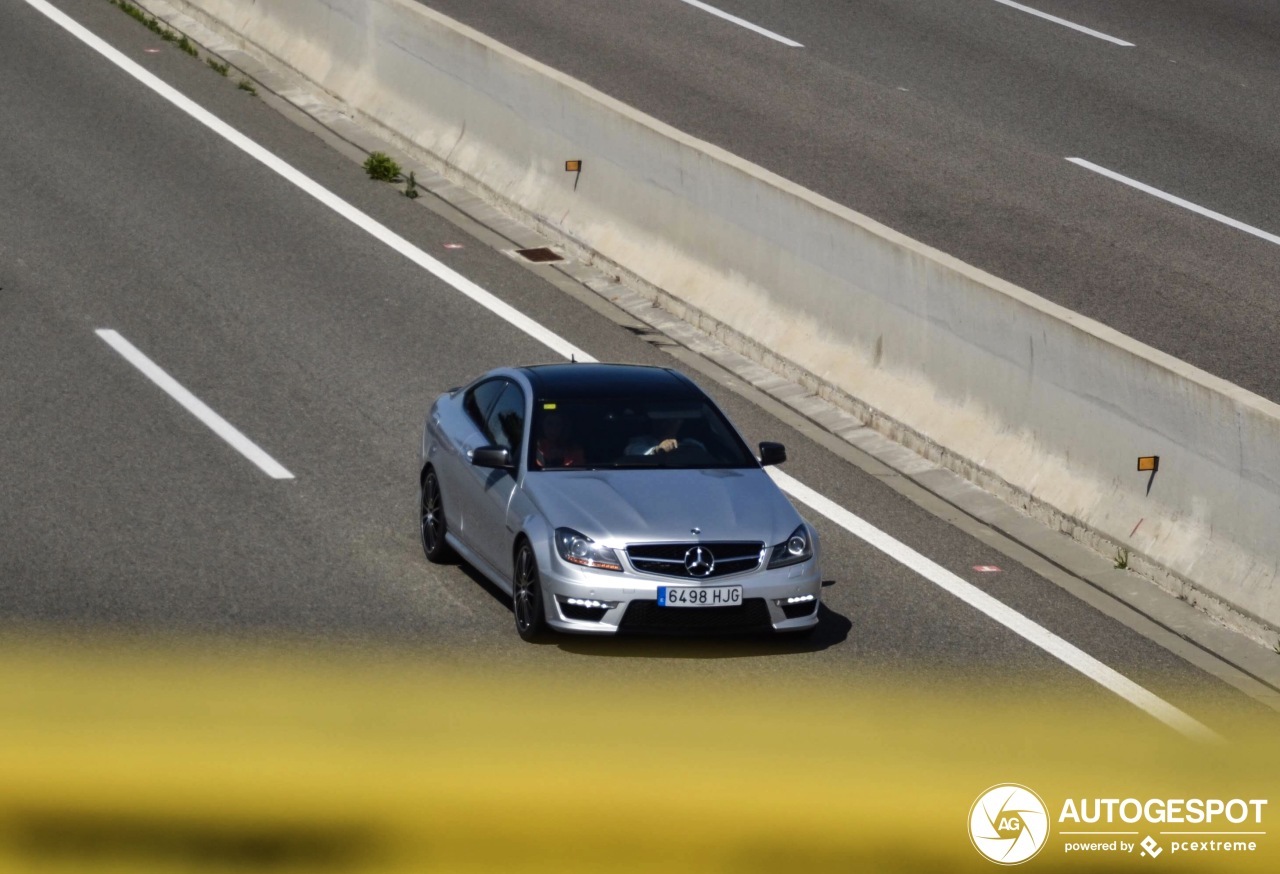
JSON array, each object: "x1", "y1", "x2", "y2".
[
  {"x1": 555, "y1": 528, "x2": 623, "y2": 572},
  {"x1": 767, "y1": 524, "x2": 812, "y2": 569}
]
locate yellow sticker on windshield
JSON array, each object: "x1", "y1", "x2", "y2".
[{"x1": 542, "y1": 403, "x2": 557, "y2": 410}]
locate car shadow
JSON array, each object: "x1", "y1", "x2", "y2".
[
  {"x1": 453, "y1": 560, "x2": 514, "y2": 606},
  {"x1": 551, "y1": 603, "x2": 851, "y2": 659}
]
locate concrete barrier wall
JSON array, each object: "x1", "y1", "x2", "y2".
[{"x1": 165, "y1": 0, "x2": 1279, "y2": 635}]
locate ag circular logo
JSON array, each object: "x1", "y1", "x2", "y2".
[
  {"x1": 683, "y1": 546, "x2": 715, "y2": 577},
  {"x1": 969, "y1": 784, "x2": 1050, "y2": 865}
]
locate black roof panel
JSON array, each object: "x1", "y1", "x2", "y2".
[{"x1": 519, "y1": 363, "x2": 701, "y2": 400}]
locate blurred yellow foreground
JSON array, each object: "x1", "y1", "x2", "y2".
[{"x1": 0, "y1": 635, "x2": 1275, "y2": 873}]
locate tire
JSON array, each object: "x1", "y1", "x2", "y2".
[
  {"x1": 512, "y1": 540, "x2": 547, "y2": 642},
  {"x1": 419, "y1": 468, "x2": 456, "y2": 564}
]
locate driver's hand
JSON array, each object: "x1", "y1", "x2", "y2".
[{"x1": 655, "y1": 438, "x2": 678, "y2": 453}]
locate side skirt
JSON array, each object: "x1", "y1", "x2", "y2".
[{"x1": 445, "y1": 532, "x2": 513, "y2": 596}]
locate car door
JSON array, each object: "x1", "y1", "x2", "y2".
[
  {"x1": 463, "y1": 380, "x2": 527, "y2": 580},
  {"x1": 438, "y1": 378, "x2": 507, "y2": 546}
]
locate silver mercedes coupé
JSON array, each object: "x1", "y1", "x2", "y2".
[{"x1": 418, "y1": 363, "x2": 822, "y2": 641}]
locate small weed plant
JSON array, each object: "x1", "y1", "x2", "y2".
[
  {"x1": 1113, "y1": 547, "x2": 1129, "y2": 570},
  {"x1": 111, "y1": 1, "x2": 183, "y2": 46},
  {"x1": 363, "y1": 151, "x2": 401, "y2": 183},
  {"x1": 237, "y1": 79, "x2": 258, "y2": 95},
  {"x1": 207, "y1": 58, "x2": 230, "y2": 76},
  {"x1": 177, "y1": 35, "x2": 198, "y2": 58},
  {"x1": 111, "y1": 1, "x2": 150, "y2": 26},
  {"x1": 403, "y1": 171, "x2": 420, "y2": 199}
]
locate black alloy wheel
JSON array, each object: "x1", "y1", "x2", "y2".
[
  {"x1": 513, "y1": 541, "x2": 546, "y2": 642},
  {"x1": 420, "y1": 468, "x2": 455, "y2": 563}
]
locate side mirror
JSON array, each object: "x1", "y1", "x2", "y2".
[
  {"x1": 471, "y1": 446, "x2": 516, "y2": 469},
  {"x1": 759, "y1": 441, "x2": 787, "y2": 467}
]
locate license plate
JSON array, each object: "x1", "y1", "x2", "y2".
[{"x1": 657, "y1": 585, "x2": 743, "y2": 607}]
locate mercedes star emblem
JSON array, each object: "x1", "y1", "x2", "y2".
[{"x1": 684, "y1": 546, "x2": 715, "y2": 577}]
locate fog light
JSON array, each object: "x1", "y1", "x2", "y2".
[
  {"x1": 565, "y1": 598, "x2": 617, "y2": 610},
  {"x1": 777, "y1": 594, "x2": 819, "y2": 620},
  {"x1": 559, "y1": 596, "x2": 617, "y2": 623}
]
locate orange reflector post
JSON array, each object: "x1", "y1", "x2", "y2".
[
  {"x1": 564, "y1": 160, "x2": 581, "y2": 172},
  {"x1": 1137, "y1": 455, "x2": 1160, "y2": 472}
]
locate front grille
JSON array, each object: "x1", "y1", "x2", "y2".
[
  {"x1": 626, "y1": 541, "x2": 763, "y2": 579},
  {"x1": 618, "y1": 598, "x2": 773, "y2": 635}
]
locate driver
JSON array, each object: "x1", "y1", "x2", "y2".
[{"x1": 626, "y1": 414, "x2": 702, "y2": 456}]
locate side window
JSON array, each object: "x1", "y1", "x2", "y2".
[
  {"x1": 463, "y1": 379, "x2": 507, "y2": 431},
  {"x1": 484, "y1": 383, "x2": 526, "y2": 453}
]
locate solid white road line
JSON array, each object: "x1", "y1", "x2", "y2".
[
  {"x1": 22, "y1": 0, "x2": 595, "y2": 367},
  {"x1": 677, "y1": 0, "x2": 804, "y2": 47},
  {"x1": 992, "y1": 0, "x2": 1134, "y2": 47},
  {"x1": 96, "y1": 329, "x2": 294, "y2": 480},
  {"x1": 769, "y1": 469, "x2": 1219, "y2": 742},
  {"x1": 1068, "y1": 158, "x2": 1280, "y2": 248},
  {"x1": 35, "y1": 0, "x2": 1216, "y2": 738}
]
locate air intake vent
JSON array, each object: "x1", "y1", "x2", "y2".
[{"x1": 619, "y1": 599, "x2": 772, "y2": 634}]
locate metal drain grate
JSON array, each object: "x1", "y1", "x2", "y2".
[{"x1": 515, "y1": 247, "x2": 564, "y2": 263}]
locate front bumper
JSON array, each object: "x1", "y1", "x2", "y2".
[{"x1": 538, "y1": 551, "x2": 822, "y2": 635}]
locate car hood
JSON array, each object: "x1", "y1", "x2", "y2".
[{"x1": 522, "y1": 467, "x2": 802, "y2": 545}]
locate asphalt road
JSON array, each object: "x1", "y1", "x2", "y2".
[
  {"x1": 1, "y1": 0, "x2": 1271, "y2": 736},
  {"x1": 416, "y1": 0, "x2": 1280, "y2": 403}
]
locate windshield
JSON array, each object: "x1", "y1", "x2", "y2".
[{"x1": 529, "y1": 397, "x2": 757, "y2": 471}]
